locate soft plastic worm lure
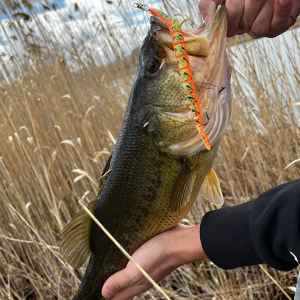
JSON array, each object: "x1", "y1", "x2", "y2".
[{"x1": 134, "y1": 3, "x2": 211, "y2": 150}]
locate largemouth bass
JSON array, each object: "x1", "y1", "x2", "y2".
[{"x1": 60, "y1": 5, "x2": 231, "y2": 300}]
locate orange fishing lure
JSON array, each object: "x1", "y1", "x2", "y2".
[{"x1": 134, "y1": 3, "x2": 211, "y2": 150}]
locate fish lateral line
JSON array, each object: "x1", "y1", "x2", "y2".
[{"x1": 134, "y1": 3, "x2": 211, "y2": 150}]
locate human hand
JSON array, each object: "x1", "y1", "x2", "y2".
[
  {"x1": 101, "y1": 224, "x2": 207, "y2": 300},
  {"x1": 198, "y1": 0, "x2": 300, "y2": 38}
]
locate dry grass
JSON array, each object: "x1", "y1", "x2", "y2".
[{"x1": 0, "y1": 0, "x2": 299, "y2": 299}]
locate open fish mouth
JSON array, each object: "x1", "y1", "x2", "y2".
[
  {"x1": 150, "y1": 5, "x2": 232, "y2": 155},
  {"x1": 150, "y1": 16, "x2": 210, "y2": 57}
]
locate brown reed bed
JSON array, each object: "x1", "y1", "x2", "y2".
[{"x1": 0, "y1": 0, "x2": 299, "y2": 299}]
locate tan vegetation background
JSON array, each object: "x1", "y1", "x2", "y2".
[{"x1": 0, "y1": 0, "x2": 299, "y2": 299}]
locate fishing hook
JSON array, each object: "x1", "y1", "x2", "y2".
[
  {"x1": 196, "y1": 82, "x2": 226, "y2": 95},
  {"x1": 202, "y1": 112, "x2": 210, "y2": 126},
  {"x1": 195, "y1": 81, "x2": 218, "y2": 91}
]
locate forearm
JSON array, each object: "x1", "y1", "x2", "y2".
[{"x1": 200, "y1": 179, "x2": 300, "y2": 271}]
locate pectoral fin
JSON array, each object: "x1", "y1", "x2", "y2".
[
  {"x1": 169, "y1": 161, "x2": 196, "y2": 215},
  {"x1": 200, "y1": 168, "x2": 223, "y2": 206},
  {"x1": 60, "y1": 199, "x2": 96, "y2": 269}
]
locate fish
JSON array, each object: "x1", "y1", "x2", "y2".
[{"x1": 60, "y1": 5, "x2": 231, "y2": 300}]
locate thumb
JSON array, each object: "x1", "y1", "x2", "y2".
[
  {"x1": 102, "y1": 269, "x2": 130, "y2": 299},
  {"x1": 198, "y1": 0, "x2": 219, "y2": 27}
]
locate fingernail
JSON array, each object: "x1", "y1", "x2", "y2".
[
  {"x1": 103, "y1": 289, "x2": 114, "y2": 298},
  {"x1": 204, "y1": 15, "x2": 210, "y2": 26},
  {"x1": 279, "y1": 0, "x2": 290, "y2": 6}
]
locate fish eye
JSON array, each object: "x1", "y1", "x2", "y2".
[{"x1": 146, "y1": 59, "x2": 160, "y2": 74}]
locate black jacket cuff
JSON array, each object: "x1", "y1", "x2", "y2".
[
  {"x1": 200, "y1": 199, "x2": 262, "y2": 269},
  {"x1": 200, "y1": 179, "x2": 300, "y2": 271}
]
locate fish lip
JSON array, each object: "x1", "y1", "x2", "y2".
[
  {"x1": 150, "y1": 15, "x2": 210, "y2": 58},
  {"x1": 149, "y1": 5, "x2": 228, "y2": 58}
]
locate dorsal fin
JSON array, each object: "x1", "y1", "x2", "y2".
[
  {"x1": 200, "y1": 168, "x2": 223, "y2": 206},
  {"x1": 169, "y1": 160, "x2": 196, "y2": 215},
  {"x1": 60, "y1": 199, "x2": 96, "y2": 269}
]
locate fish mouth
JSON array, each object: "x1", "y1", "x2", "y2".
[
  {"x1": 150, "y1": 16, "x2": 210, "y2": 57},
  {"x1": 150, "y1": 5, "x2": 227, "y2": 58},
  {"x1": 150, "y1": 5, "x2": 232, "y2": 155}
]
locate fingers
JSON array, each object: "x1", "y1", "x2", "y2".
[
  {"x1": 288, "y1": 0, "x2": 300, "y2": 27},
  {"x1": 199, "y1": 0, "x2": 245, "y2": 36},
  {"x1": 113, "y1": 285, "x2": 151, "y2": 300},
  {"x1": 248, "y1": 0, "x2": 275, "y2": 38},
  {"x1": 198, "y1": 0, "x2": 219, "y2": 27},
  {"x1": 237, "y1": 0, "x2": 267, "y2": 35},
  {"x1": 226, "y1": 0, "x2": 246, "y2": 37},
  {"x1": 290, "y1": 0, "x2": 300, "y2": 26},
  {"x1": 102, "y1": 269, "x2": 131, "y2": 299},
  {"x1": 267, "y1": 0, "x2": 294, "y2": 37},
  {"x1": 102, "y1": 268, "x2": 152, "y2": 300},
  {"x1": 107, "y1": 285, "x2": 148, "y2": 300},
  {"x1": 199, "y1": 0, "x2": 300, "y2": 39}
]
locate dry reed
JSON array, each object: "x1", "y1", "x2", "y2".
[{"x1": 0, "y1": 0, "x2": 299, "y2": 299}]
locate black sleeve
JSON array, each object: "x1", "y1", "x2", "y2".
[{"x1": 200, "y1": 179, "x2": 300, "y2": 271}]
